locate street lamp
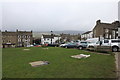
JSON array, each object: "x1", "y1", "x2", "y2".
[{"x1": 51, "y1": 31, "x2": 53, "y2": 44}]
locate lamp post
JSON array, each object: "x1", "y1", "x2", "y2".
[{"x1": 51, "y1": 31, "x2": 53, "y2": 44}]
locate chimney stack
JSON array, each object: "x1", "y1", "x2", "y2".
[
  {"x1": 16, "y1": 29, "x2": 18, "y2": 32},
  {"x1": 96, "y1": 20, "x2": 101, "y2": 25},
  {"x1": 5, "y1": 30, "x2": 7, "y2": 32}
]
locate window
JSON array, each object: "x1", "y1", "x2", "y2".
[
  {"x1": 28, "y1": 39, "x2": 30, "y2": 42},
  {"x1": 20, "y1": 39, "x2": 21, "y2": 42},
  {"x1": 105, "y1": 29, "x2": 109, "y2": 33},
  {"x1": 27, "y1": 36, "x2": 29, "y2": 38},
  {"x1": 22, "y1": 35, "x2": 25, "y2": 38},
  {"x1": 18, "y1": 39, "x2": 21, "y2": 42},
  {"x1": 104, "y1": 40, "x2": 109, "y2": 43},
  {"x1": 111, "y1": 40, "x2": 120, "y2": 43},
  {"x1": 96, "y1": 41, "x2": 100, "y2": 44},
  {"x1": 44, "y1": 42, "x2": 49, "y2": 44},
  {"x1": 105, "y1": 34, "x2": 109, "y2": 39},
  {"x1": 18, "y1": 35, "x2": 21, "y2": 38},
  {"x1": 112, "y1": 30, "x2": 115, "y2": 39},
  {"x1": 9, "y1": 40, "x2": 11, "y2": 42},
  {"x1": 80, "y1": 42, "x2": 87, "y2": 44}
]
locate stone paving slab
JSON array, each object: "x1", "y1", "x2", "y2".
[{"x1": 29, "y1": 61, "x2": 49, "y2": 67}]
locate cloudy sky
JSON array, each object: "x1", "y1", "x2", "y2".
[{"x1": 1, "y1": 0, "x2": 119, "y2": 31}]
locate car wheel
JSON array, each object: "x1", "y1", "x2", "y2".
[
  {"x1": 112, "y1": 47, "x2": 118, "y2": 52},
  {"x1": 79, "y1": 46, "x2": 83, "y2": 50},
  {"x1": 65, "y1": 46, "x2": 68, "y2": 48}
]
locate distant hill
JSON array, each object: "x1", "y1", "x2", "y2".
[
  {"x1": 53, "y1": 30, "x2": 84, "y2": 35},
  {"x1": 33, "y1": 30, "x2": 85, "y2": 38}
]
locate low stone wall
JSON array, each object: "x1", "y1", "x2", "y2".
[
  {"x1": 115, "y1": 52, "x2": 120, "y2": 80},
  {"x1": 87, "y1": 46, "x2": 112, "y2": 52},
  {"x1": 95, "y1": 46, "x2": 112, "y2": 52}
]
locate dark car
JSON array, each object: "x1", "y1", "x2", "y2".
[
  {"x1": 64, "y1": 42, "x2": 77, "y2": 48},
  {"x1": 47, "y1": 44, "x2": 59, "y2": 47}
]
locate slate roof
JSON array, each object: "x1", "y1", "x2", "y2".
[
  {"x1": 82, "y1": 31, "x2": 92, "y2": 35},
  {"x1": 43, "y1": 34, "x2": 60, "y2": 38}
]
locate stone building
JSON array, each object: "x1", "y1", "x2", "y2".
[
  {"x1": 2, "y1": 29, "x2": 33, "y2": 48},
  {"x1": 60, "y1": 33, "x2": 81, "y2": 42},
  {"x1": 93, "y1": 20, "x2": 120, "y2": 39}
]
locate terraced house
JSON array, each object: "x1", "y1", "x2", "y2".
[
  {"x1": 93, "y1": 20, "x2": 120, "y2": 39},
  {"x1": 2, "y1": 29, "x2": 33, "y2": 48}
]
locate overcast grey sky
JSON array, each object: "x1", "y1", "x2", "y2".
[{"x1": 1, "y1": 0, "x2": 119, "y2": 31}]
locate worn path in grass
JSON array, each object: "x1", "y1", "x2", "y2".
[{"x1": 2, "y1": 47, "x2": 116, "y2": 78}]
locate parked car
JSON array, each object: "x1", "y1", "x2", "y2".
[
  {"x1": 59, "y1": 43, "x2": 68, "y2": 47},
  {"x1": 76, "y1": 41, "x2": 90, "y2": 50},
  {"x1": 63, "y1": 42, "x2": 77, "y2": 48},
  {"x1": 33, "y1": 44, "x2": 42, "y2": 47},
  {"x1": 87, "y1": 41, "x2": 100, "y2": 48},
  {"x1": 100, "y1": 39, "x2": 120, "y2": 52},
  {"x1": 88, "y1": 39, "x2": 120, "y2": 52},
  {"x1": 34, "y1": 45, "x2": 42, "y2": 47},
  {"x1": 47, "y1": 44, "x2": 59, "y2": 47},
  {"x1": 86, "y1": 38, "x2": 103, "y2": 50}
]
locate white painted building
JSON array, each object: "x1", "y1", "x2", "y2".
[
  {"x1": 41, "y1": 34, "x2": 61, "y2": 44},
  {"x1": 81, "y1": 31, "x2": 93, "y2": 40}
]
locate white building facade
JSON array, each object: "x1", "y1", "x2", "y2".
[
  {"x1": 81, "y1": 31, "x2": 93, "y2": 40},
  {"x1": 41, "y1": 34, "x2": 61, "y2": 44}
]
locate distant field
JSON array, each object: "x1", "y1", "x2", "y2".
[{"x1": 2, "y1": 47, "x2": 116, "y2": 78}]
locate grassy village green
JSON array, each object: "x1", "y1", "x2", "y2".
[{"x1": 2, "y1": 47, "x2": 116, "y2": 78}]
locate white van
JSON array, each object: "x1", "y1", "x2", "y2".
[{"x1": 86, "y1": 38, "x2": 99, "y2": 48}]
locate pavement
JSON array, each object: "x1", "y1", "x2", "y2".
[{"x1": 115, "y1": 52, "x2": 120, "y2": 80}]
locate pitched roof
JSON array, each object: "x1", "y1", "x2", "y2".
[
  {"x1": 42, "y1": 34, "x2": 60, "y2": 38},
  {"x1": 82, "y1": 31, "x2": 92, "y2": 35},
  {"x1": 43, "y1": 35, "x2": 53, "y2": 38}
]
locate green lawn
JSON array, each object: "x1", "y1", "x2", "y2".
[{"x1": 2, "y1": 47, "x2": 116, "y2": 78}]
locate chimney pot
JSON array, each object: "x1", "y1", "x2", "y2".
[
  {"x1": 16, "y1": 29, "x2": 18, "y2": 32},
  {"x1": 96, "y1": 20, "x2": 101, "y2": 25}
]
